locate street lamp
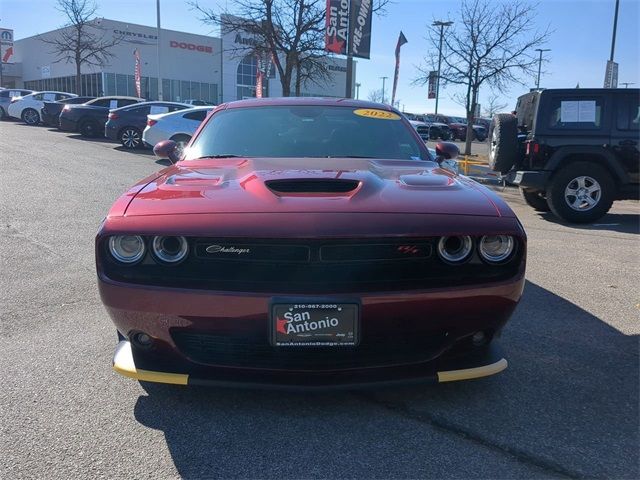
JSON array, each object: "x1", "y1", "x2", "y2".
[
  {"x1": 433, "y1": 20, "x2": 453, "y2": 115},
  {"x1": 156, "y1": 0, "x2": 163, "y2": 100},
  {"x1": 380, "y1": 76, "x2": 388, "y2": 103},
  {"x1": 355, "y1": 82, "x2": 361, "y2": 99},
  {"x1": 535, "y1": 48, "x2": 551, "y2": 89},
  {"x1": 620, "y1": 82, "x2": 635, "y2": 88}
]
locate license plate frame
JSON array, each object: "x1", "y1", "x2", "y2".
[{"x1": 269, "y1": 299, "x2": 360, "y2": 347}]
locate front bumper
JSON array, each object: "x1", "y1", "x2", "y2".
[
  {"x1": 100, "y1": 272, "x2": 523, "y2": 388},
  {"x1": 113, "y1": 339, "x2": 509, "y2": 389}
]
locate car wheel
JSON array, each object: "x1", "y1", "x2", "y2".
[
  {"x1": 546, "y1": 162, "x2": 615, "y2": 223},
  {"x1": 22, "y1": 108, "x2": 40, "y2": 126},
  {"x1": 520, "y1": 188, "x2": 551, "y2": 212},
  {"x1": 119, "y1": 127, "x2": 142, "y2": 149},
  {"x1": 79, "y1": 120, "x2": 99, "y2": 137},
  {"x1": 170, "y1": 134, "x2": 191, "y2": 157},
  {"x1": 488, "y1": 113, "x2": 519, "y2": 174}
]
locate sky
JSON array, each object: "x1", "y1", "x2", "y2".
[{"x1": 1, "y1": 0, "x2": 639, "y2": 116}]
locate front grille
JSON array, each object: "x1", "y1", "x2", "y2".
[
  {"x1": 102, "y1": 237, "x2": 522, "y2": 293},
  {"x1": 171, "y1": 329, "x2": 451, "y2": 370}
]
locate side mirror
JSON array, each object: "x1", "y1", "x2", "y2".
[
  {"x1": 153, "y1": 140, "x2": 181, "y2": 164},
  {"x1": 435, "y1": 141, "x2": 460, "y2": 162}
]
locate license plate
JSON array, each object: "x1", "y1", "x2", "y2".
[{"x1": 270, "y1": 301, "x2": 359, "y2": 347}]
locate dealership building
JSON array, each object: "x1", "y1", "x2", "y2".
[{"x1": 5, "y1": 17, "x2": 355, "y2": 103}]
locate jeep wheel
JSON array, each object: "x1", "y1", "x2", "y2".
[
  {"x1": 546, "y1": 162, "x2": 614, "y2": 223},
  {"x1": 489, "y1": 113, "x2": 518, "y2": 174},
  {"x1": 520, "y1": 188, "x2": 550, "y2": 212}
]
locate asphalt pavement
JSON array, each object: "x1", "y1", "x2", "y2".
[{"x1": 1, "y1": 120, "x2": 638, "y2": 479}]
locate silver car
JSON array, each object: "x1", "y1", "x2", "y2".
[
  {"x1": 0, "y1": 89, "x2": 34, "y2": 119},
  {"x1": 142, "y1": 106, "x2": 214, "y2": 155}
]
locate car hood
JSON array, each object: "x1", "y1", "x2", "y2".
[{"x1": 125, "y1": 157, "x2": 504, "y2": 217}]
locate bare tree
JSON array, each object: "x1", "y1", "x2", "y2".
[
  {"x1": 39, "y1": 0, "x2": 121, "y2": 95},
  {"x1": 193, "y1": 0, "x2": 390, "y2": 97},
  {"x1": 367, "y1": 88, "x2": 384, "y2": 103},
  {"x1": 483, "y1": 92, "x2": 509, "y2": 118},
  {"x1": 415, "y1": 0, "x2": 550, "y2": 154}
]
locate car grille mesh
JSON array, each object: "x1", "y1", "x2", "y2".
[
  {"x1": 171, "y1": 329, "x2": 451, "y2": 370},
  {"x1": 103, "y1": 237, "x2": 521, "y2": 293}
]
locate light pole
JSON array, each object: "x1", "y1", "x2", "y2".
[
  {"x1": 609, "y1": 0, "x2": 620, "y2": 63},
  {"x1": 380, "y1": 76, "x2": 388, "y2": 103},
  {"x1": 620, "y1": 82, "x2": 635, "y2": 88},
  {"x1": 355, "y1": 82, "x2": 361, "y2": 99},
  {"x1": 535, "y1": 48, "x2": 551, "y2": 89},
  {"x1": 433, "y1": 20, "x2": 453, "y2": 115},
  {"x1": 156, "y1": 0, "x2": 163, "y2": 100}
]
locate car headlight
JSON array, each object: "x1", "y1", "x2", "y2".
[
  {"x1": 479, "y1": 235, "x2": 514, "y2": 263},
  {"x1": 108, "y1": 235, "x2": 145, "y2": 264},
  {"x1": 437, "y1": 235, "x2": 473, "y2": 264},
  {"x1": 151, "y1": 236, "x2": 188, "y2": 264}
]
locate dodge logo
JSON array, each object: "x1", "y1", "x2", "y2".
[{"x1": 170, "y1": 40, "x2": 212, "y2": 53}]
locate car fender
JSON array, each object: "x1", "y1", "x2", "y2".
[{"x1": 545, "y1": 146, "x2": 630, "y2": 184}]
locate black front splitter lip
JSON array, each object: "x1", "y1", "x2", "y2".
[{"x1": 113, "y1": 340, "x2": 508, "y2": 391}]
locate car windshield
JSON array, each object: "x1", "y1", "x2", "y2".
[{"x1": 184, "y1": 105, "x2": 428, "y2": 161}]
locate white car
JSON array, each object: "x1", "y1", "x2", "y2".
[
  {"x1": 8, "y1": 91, "x2": 77, "y2": 125},
  {"x1": 142, "y1": 106, "x2": 214, "y2": 155}
]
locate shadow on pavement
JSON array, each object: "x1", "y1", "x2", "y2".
[
  {"x1": 66, "y1": 133, "x2": 115, "y2": 144},
  {"x1": 536, "y1": 211, "x2": 640, "y2": 235},
  {"x1": 113, "y1": 145, "x2": 155, "y2": 156},
  {"x1": 133, "y1": 281, "x2": 638, "y2": 479}
]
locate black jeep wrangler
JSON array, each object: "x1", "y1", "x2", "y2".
[{"x1": 489, "y1": 88, "x2": 639, "y2": 223}]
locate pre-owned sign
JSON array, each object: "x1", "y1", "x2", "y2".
[{"x1": 348, "y1": 0, "x2": 372, "y2": 59}]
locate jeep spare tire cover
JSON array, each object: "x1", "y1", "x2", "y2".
[{"x1": 489, "y1": 113, "x2": 519, "y2": 173}]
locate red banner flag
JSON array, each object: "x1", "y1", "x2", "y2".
[
  {"x1": 133, "y1": 49, "x2": 141, "y2": 98},
  {"x1": 325, "y1": 0, "x2": 348, "y2": 55},
  {"x1": 391, "y1": 31, "x2": 407, "y2": 107}
]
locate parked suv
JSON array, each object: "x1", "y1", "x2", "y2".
[{"x1": 490, "y1": 88, "x2": 639, "y2": 223}]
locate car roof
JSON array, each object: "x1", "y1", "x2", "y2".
[
  {"x1": 222, "y1": 97, "x2": 398, "y2": 111},
  {"x1": 148, "y1": 105, "x2": 214, "y2": 119},
  {"x1": 26, "y1": 91, "x2": 77, "y2": 96},
  {"x1": 112, "y1": 100, "x2": 190, "y2": 112},
  {"x1": 89, "y1": 95, "x2": 144, "y2": 102}
]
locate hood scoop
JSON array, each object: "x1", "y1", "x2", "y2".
[{"x1": 265, "y1": 178, "x2": 360, "y2": 195}]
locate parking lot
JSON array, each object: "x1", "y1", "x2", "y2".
[{"x1": 1, "y1": 120, "x2": 638, "y2": 479}]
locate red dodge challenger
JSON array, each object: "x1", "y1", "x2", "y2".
[{"x1": 96, "y1": 97, "x2": 526, "y2": 389}]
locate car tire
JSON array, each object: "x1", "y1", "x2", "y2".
[
  {"x1": 520, "y1": 188, "x2": 551, "y2": 212},
  {"x1": 170, "y1": 134, "x2": 191, "y2": 157},
  {"x1": 546, "y1": 162, "x2": 615, "y2": 223},
  {"x1": 488, "y1": 113, "x2": 519, "y2": 174},
  {"x1": 21, "y1": 108, "x2": 40, "y2": 126},
  {"x1": 79, "y1": 119, "x2": 99, "y2": 137},
  {"x1": 119, "y1": 127, "x2": 142, "y2": 149}
]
